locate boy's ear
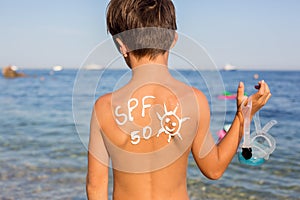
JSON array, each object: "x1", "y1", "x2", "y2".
[
  {"x1": 116, "y1": 38, "x2": 128, "y2": 57},
  {"x1": 170, "y1": 32, "x2": 178, "y2": 49}
]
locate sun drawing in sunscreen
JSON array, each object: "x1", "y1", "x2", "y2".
[{"x1": 157, "y1": 104, "x2": 190, "y2": 143}]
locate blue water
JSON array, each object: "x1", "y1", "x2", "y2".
[{"x1": 0, "y1": 69, "x2": 299, "y2": 200}]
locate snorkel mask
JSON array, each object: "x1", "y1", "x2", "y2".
[{"x1": 238, "y1": 96, "x2": 277, "y2": 166}]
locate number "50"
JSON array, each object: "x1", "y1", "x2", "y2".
[{"x1": 130, "y1": 126, "x2": 152, "y2": 145}]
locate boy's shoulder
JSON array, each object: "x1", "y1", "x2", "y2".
[
  {"x1": 93, "y1": 93, "x2": 115, "y2": 129},
  {"x1": 191, "y1": 87, "x2": 207, "y2": 101},
  {"x1": 94, "y1": 93, "x2": 113, "y2": 110}
]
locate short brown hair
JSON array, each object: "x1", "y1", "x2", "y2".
[{"x1": 106, "y1": 0, "x2": 177, "y2": 60}]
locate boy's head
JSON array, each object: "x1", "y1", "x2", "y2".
[{"x1": 106, "y1": 0, "x2": 177, "y2": 60}]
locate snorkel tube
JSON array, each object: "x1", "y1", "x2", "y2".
[
  {"x1": 241, "y1": 97, "x2": 252, "y2": 159},
  {"x1": 237, "y1": 96, "x2": 277, "y2": 166}
]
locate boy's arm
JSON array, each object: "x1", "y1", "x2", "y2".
[
  {"x1": 191, "y1": 81, "x2": 271, "y2": 180},
  {"x1": 86, "y1": 107, "x2": 109, "y2": 200},
  {"x1": 87, "y1": 153, "x2": 109, "y2": 200}
]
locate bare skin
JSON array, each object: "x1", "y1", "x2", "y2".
[{"x1": 86, "y1": 51, "x2": 271, "y2": 200}]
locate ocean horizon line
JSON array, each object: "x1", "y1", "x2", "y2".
[{"x1": 5, "y1": 66, "x2": 300, "y2": 72}]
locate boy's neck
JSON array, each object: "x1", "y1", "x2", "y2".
[{"x1": 129, "y1": 52, "x2": 169, "y2": 69}]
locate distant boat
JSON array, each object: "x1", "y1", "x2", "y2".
[
  {"x1": 52, "y1": 65, "x2": 63, "y2": 72},
  {"x1": 83, "y1": 64, "x2": 104, "y2": 70},
  {"x1": 223, "y1": 64, "x2": 237, "y2": 71}
]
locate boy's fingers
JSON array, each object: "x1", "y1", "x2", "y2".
[
  {"x1": 258, "y1": 80, "x2": 265, "y2": 95},
  {"x1": 260, "y1": 81, "x2": 271, "y2": 100},
  {"x1": 264, "y1": 82, "x2": 271, "y2": 94},
  {"x1": 265, "y1": 93, "x2": 272, "y2": 104},
  {"x1": 236, "y1": 82, "x2": 245, "y2": 106},
  {"x1": 253, "y1": 81, "x2": 271, "y2": 106}
]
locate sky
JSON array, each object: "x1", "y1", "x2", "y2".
[{"x1": 0, "y1": 0, "x2": 300, "y2": 70}]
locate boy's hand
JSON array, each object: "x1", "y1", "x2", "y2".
[
  {"x1": 250, "y1": 80, "x2": 271, "y2": 117},
  {"x1": 236, "y1": 80, "x2": 271, "y2": 118}
]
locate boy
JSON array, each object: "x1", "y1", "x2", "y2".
[{"x1": 86, "y1": 0, "x2": 271, "y2": 199}]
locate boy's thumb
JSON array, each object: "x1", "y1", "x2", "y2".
[{"x1": 237, "y1": 82, "x2": 245, "y2": 106}]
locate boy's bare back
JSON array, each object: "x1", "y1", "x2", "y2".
[{"x1": 90, "y1": 64, "x2": 204, "y2": 199}]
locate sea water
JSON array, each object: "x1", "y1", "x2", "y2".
[{"x1": 0, "y1": 69, "x2": 299, "y2": 200}]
